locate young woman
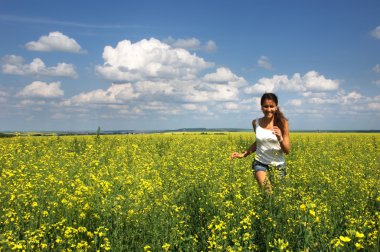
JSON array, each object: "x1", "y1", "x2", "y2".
[{"x1": 231, "y1": 93, "x2": 290, "y2": 192}]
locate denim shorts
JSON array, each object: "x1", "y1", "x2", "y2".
[{"x1": 252, "y1": 159, "x2": 286, "y2": 178}]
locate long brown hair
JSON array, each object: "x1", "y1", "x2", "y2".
[{"x1": 260, "y1": 93, "x2": 287, "y2": 132}]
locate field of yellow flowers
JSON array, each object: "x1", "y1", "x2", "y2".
[{"x1": 0, "y1": 133, "x2": 379, "y2": 251}]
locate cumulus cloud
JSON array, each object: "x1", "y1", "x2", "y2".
[
  {"x1": 64, "y1": 83, "x2": 139, "y2": 105},
  {"x1": 96, "y1": 38, "x2": 214, "y2": 82},
  {"x1": 182, "y1": 103, "x2": 208, "y2": 111},
  {"x1": 135, "y1": 81, "x2": 175, "y2": 97},
  {"x1": 204, "y1": 40, "x2": 217, "y2": 52},
  {"x1": 293, "y1": 90, "x2": 369, "y2": 109},
  {"x1": 244, "y1": 71, "x2": 339, "y2": 94},
  {"x1": 257, "y1": 56, "x2": 273, "y2": 70},
  {"x1": 370, "y1": 26, "x2": 380, "y2": 39},
  {"x1": 183, "y1": 83, "x2": 240, "y2": 102},
  {"x1": 63, "y1": 76, "x2": 242, "y2": 117},
  {"x1": 0, "y1": 90, "x2": 9, "y2": 97},
  {"x1": 136, "y1": 79, "x2": 240, "y2": 103},
  {"x1": 20, "y1": 100, "x2": 46, "y2": 106},
  {"x1": 288, "y1": 99, "x2": 302, "y2": 106},
  {"x1": 368, "y1": 102, "x2": 380, "y2": 110},
  {"x1": 89, "y1": 37, "x2": 245, "y2": 114},
  {"x1": 308, "y1": 96, "x2": 338, "y2": 105},
  {"x1": 373, "y1": 64, "x2": 380, "y2": 73},
  {"x1": 203, "y1": 67, "x2": 247, "y2": 86},
  {"x1": 138, "y1": 101, "x2": 181, "y2": 115},
  {"x1": 17, "y1": 81, "x2": 64, "y2": 98},
  {"x1": 167, "y1": 37, "x2": 200, "y2": 50},
  {"x1": 338, "y1": 91, "x2": 364, "y2": 104},
  {"x1": 222, "y1": 102, "x2": 239, "y2": 110},
  {"x1": 1, "y1": 55, "x2": 77, "y2": 78},
  {"x1": 165, "y1": 37, "x2": 217, "y2": 52},
  {"x1": 135, "y1": 78, "x2": 242, "y2": 103},
  {"x1": 25, "y1": 31, "x2": 85, "y2": 53},
  {"x1": 0, "y1": 90, "x2": 8, "y2": 103}
]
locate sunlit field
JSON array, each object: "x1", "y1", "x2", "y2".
[{"x1": 0, "y1": 133, "x2": 379, "y2": 251}]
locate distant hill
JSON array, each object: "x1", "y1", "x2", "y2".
[{"x1": 0, "y1": 128, "x2": 379, "y2": 137}]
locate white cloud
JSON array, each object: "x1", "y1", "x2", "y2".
[
  {"x1": 90, "y1": 37, "x2": 245, "y2": 114},
  {"x1": 301, "y1": 91, "x2": 327, "y2": 98},
  {"x1": 368, "y1": 102, "x2": 380, "y2": 110},
  {"x1": 203, "y1": 67, "x2": 247, "y2": 87},
  {"x1": 25, "y1": 31, "x2": 84, "y2": 53},
  {"x1": 0, "y1": 90, "x2": 9, "y2": 97},
  {"x1": 294, "y1": 91, "x2": 365, "y2": 106},
  {"x1": 51, "y1": 113, "x2": 70, "y2": 120},
  {"x1": 135, "y1": 78, "x2": 241, "y2": 103},
  {"x1": 257, "y1": 56, "x2": 273, "y2": 70},
  {"x1": 370, "y1": 26, "x2": 380, "y2": 39},
  {"x1": 223, "y1": 102, "x2": 239, "y2": 110},
  {"x1": 168, "y1": 37, "x2": 200, "y2": 50},
  {"x1": 0, "y1": 14, "x2": 132, "y2": 29},
  {"x1": 308, "y1": 96, "x2": 338, "y2": 105},
  {"x1": 183, "y1": 83, "x2": 240, "y2": 102},
  {"x1": 338, "y1": 91, "x2": 363, "y2": 104},
  {"x1": 95, "y1": 38, "x2": 214, "y2": 82},
  {"x1": 1, "y1": 55, "x2": 77, "y2": 78},
  {"x1": 20, "y1": 100, "x2": 46, "y2": 106},
  {"x1": 204, "y1": 40, "x2": 217, "y2": 52},
  {"x1": 244, "y1": 74, "x2": 284, "y2": 94},
  {"x1": 17, "y1": 81, "x2": 64, "y2": 98},
  {"x1": 138, "y1": 101, "x2": 181, "y2": 115},
  {"x1": 182, "y1": 103, "x2": 208, "y2": 111},
  {"x1": 65, "y1": 83, "x2": 139, "y2": 105},
  {"x1": 374, "y1": 80, "x2": 380, "y2": 87},
  {"x1": 302, "y1": 71, "x2": 339, "y2": 91},
  {"x1": 135, "y1": 81, "x2": 175, "y2": 96},
  {"x1": 165, "y1": 37, "x2": 217, "y2": 52},
  {"x1": 288, "y1": 99, "x2": 302, "y2": 106},
  {"x1": 373, "y1": 64, "x2": 380, "y2": 73},
  {"x1": 0, "y1": 91, "x2": 8, "y2": 103},
  {"x1": 244, "y1": 71, "x2": 339, "y2": 94}
]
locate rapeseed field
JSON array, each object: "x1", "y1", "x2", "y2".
[{"x1": 0, "y1": 133, "x2": 379, "y2": 251}]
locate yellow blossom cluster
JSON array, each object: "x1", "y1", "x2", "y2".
[{"x1": 0, "y1": 132, "x2": 379, "y2": 251}]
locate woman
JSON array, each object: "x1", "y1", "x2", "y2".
[{"x1": 231, "y1": 93, "x2": 290, "y2": 193}]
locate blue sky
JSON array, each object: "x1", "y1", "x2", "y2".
[{"x1": 0, "y1": 0, "x2": 379, "y2": 131}]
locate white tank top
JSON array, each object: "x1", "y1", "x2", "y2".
[{"x1": 254, "y1": 118, "x2": 285, "y2": 165}]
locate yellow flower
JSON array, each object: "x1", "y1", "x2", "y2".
[
  {"x1": 300, "y1": 204, "x2": 306, "y2": 212},
  {"x1": 309, "y1": 210, "x2": 316, "y2": 217},
  {"x1": 78, "y1": 226, "x2": 87, "y2": 233},
  {"x1": 339, "y1": 236, "x2": 351, "y2": 242},
  {"x1": 355, "y1": 243, "x2": 364, "y2": 250},
  {"x1": 144, "y1": 245, "x2": 152, "y2": 252},
  {"x1": 162, "y1": 243, "x2": 171, "y2": 251},
  {"x1": 355, "y1": 232, "x2": 365, "y2": 239}
]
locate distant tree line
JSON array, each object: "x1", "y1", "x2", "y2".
[{"x1": 0, "y1": 133, "x2": 15, "y2": 138}]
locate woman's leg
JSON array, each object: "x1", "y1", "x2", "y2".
[{"x1": 255, "y1": 170, "x2": 272, "y2": 194}]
